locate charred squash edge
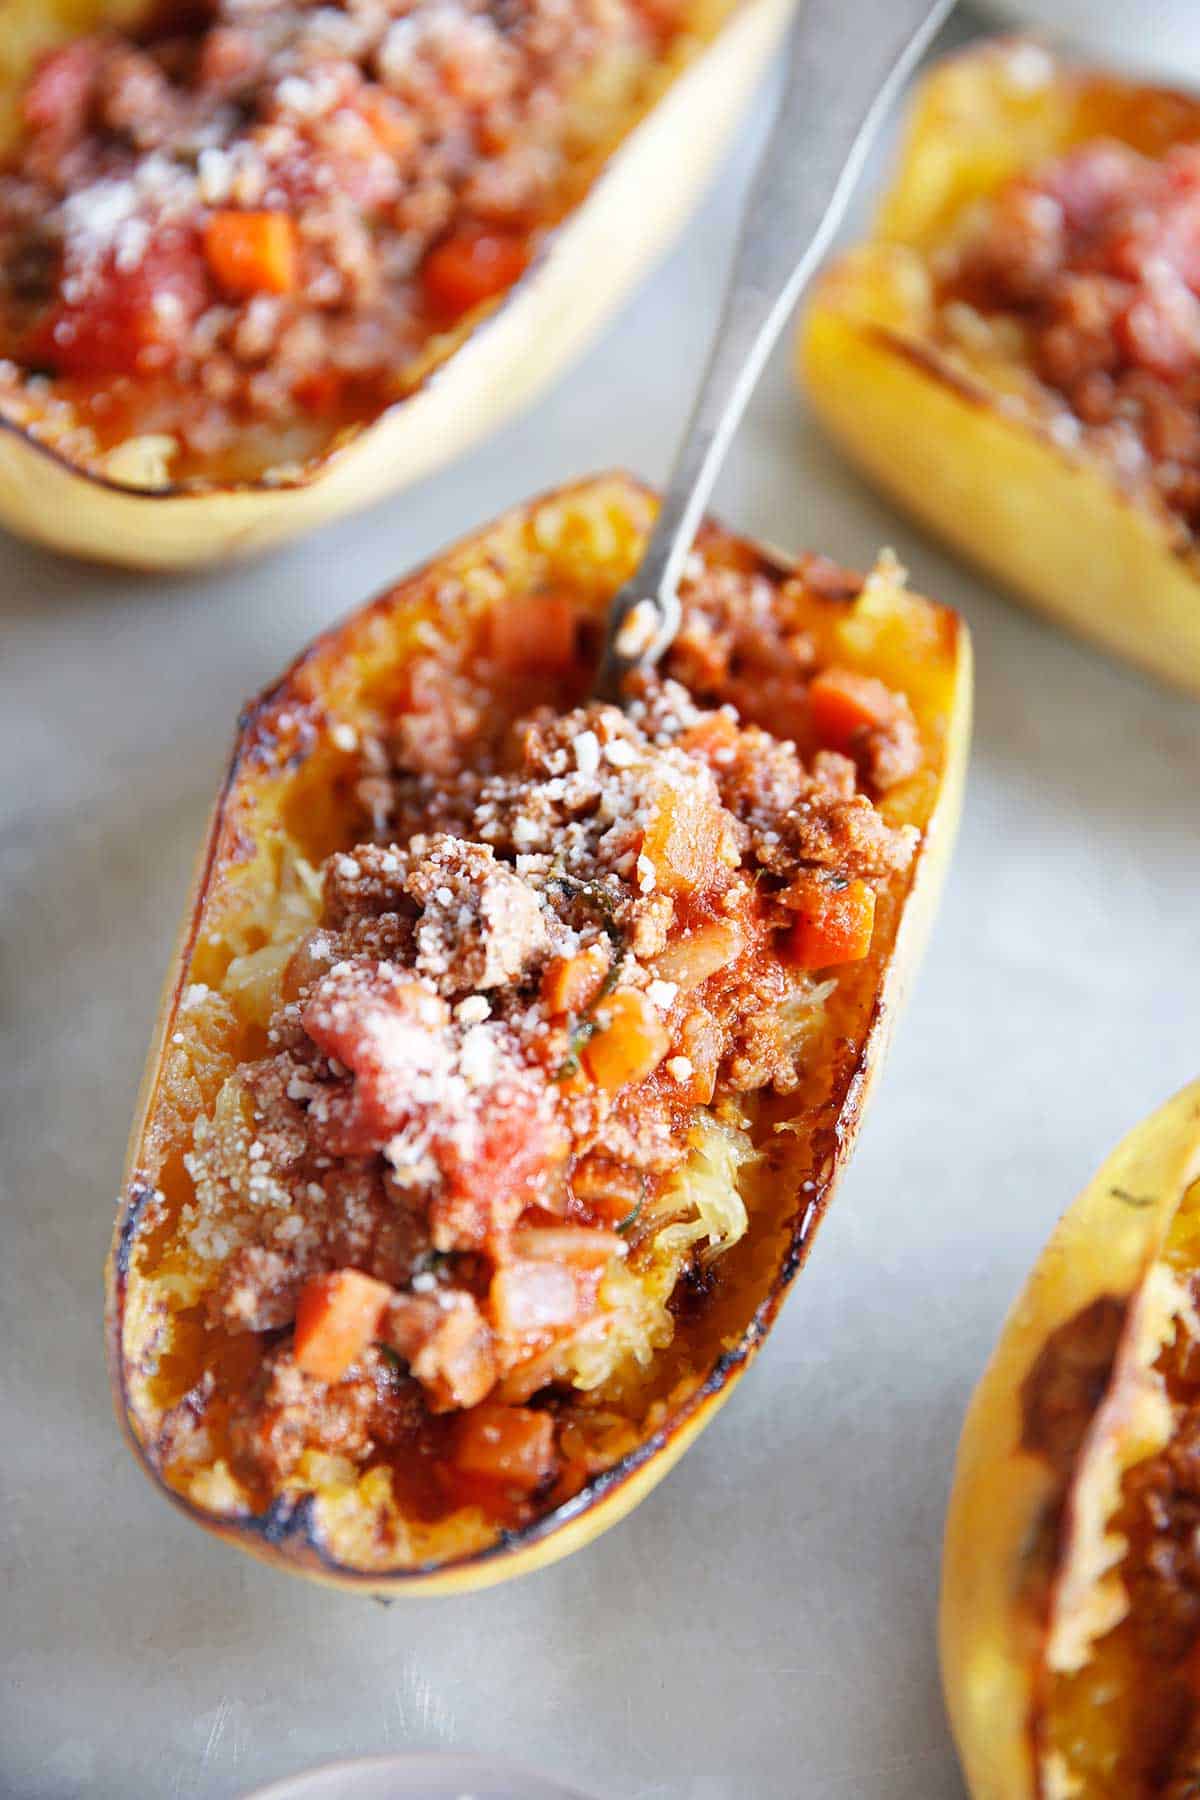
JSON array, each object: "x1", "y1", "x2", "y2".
[
  {"x1": 105, "y1": 470, "x2": 972, "y2": 1593},
  {"x1": 797, "y1": 39, "x2": 1200, "y2": 697},
  {"x1": 0, "y1": 0, "x2": 791, "y2": 569},
  {"x1": 940, "y1": 1080, "x2": 1200, "y2": 1800}
]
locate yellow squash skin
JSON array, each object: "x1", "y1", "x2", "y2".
[
  {"x1": 798, "y1": 42, "x2": 1200, "y2": 696},
  {"x1": 105, "y1": 472, "x2": 971, "y2": 1593},
  {"x1": 0, "y1": 0, "x2": 791, "y2": 569},
  {"x1": 941, "y1": 1081, "x2": 1200, "y2": 1799}
]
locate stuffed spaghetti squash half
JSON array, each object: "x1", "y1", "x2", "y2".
[
  {"x1": 800, "y1": 40, "x2": 1200, "y2": 695},
  {"x1": 943, "y1": 1081, "x2": 1200, "y2": 1799},
  {"x1": 0, "y1": 0, "x2": 789, "y2": 567},
  {"x1": 108, "y1": 473, "x2": 970, "y2": 1591}
]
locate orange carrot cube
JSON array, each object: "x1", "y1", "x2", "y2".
[
  {"x1": 204, "y1": 210, "x2": 297, "y2": 297},
  {"x1": 582, "y1": 989, "x2": 670, "y2": 1092},
  {"x1": 787, "y1": 878, "x2": 877, "y2": 969},
  {"x1": 453, "y1": 1404, "x2": 557, "y2": 1493},
  {"x1": 541, "y1": 945, "x2": 610, "y2": 1016},
  {"x1": 293, "y1": 1269, "x2": 392, "y2": 1383}
]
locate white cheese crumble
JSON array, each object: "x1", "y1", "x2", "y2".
[
  {"x1": 455, "y1": 994, "x2": 491, "y2": 1024},
  {"x1": 573, "y1": 730, "x2": 600, "y2": 775}
]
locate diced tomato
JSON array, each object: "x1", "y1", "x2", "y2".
[
  {"x1": 303, "y1": 971, "x2": 450, "y2": 1156},
  {"x1": 808, "y1": 667, "x2": 904, "y2": 753},
  {"x1": 484, "y1": 592, "x2": 577, "y2": 673},
  {"x1": 23, "y1": 42, "x2": 100, "y2": 139},
  {"x1": 786, "y1": 877, "x2": 877, "y2": 969},
  {"x1": 453, "y1": 1403, "x2": 557, "y2": 1493},
  {"x1": 435, "y1": 1082, "x2": 560, "y2": 1250},
  {"x1": 582, "y1": 989, "x2": 671, "y2": 1093},
  {"x1": 639, "y1": 783, "x2": 734, "y2": 896},
  {"x1": 541, "y1": 945, "x2": 609, "y2": 1016},
  {"x1": 292, "y1": 369, "x2": 345, "y2": 416},
  {"x1": 420, "y1": 225, "x2": 531, "y2": 325},
  {"x1": 204, "y1": 209, "x2": 297, "y2": 297},
  {"x1": 293, "y1": 1269, "x2": 393, "y2": 1383},
  {"x1": 30, "y1": 228, "x2": 208, "y2": 378}
]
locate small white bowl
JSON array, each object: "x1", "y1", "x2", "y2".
[
  {"x1": 244, "y1": 1753, "x2": 600, "y2": 1800},
  {"x1": 975, "y1": 0, "x2": 1200, "y2": 87}
]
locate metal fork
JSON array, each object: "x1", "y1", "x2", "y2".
[{"x1": 595, "y1": 0, "x2": 955, "y2": 698}]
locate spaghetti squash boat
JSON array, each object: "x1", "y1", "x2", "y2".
[
  {"x1": 800, "y1": 40, "x2": 1200, "y2": 695},
  {"x1": 0, "y1": 0, "x2": 789, "y2": 569},
  {"x1": 107, "y1": 473, "x2": 970, "y2": 1591},
  {"x1": 942, "y1": 1080, "x2": 1200, "y2": 1799}
]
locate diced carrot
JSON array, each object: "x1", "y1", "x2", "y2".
[
  {"x1": 484, "y1": 591, "x2": 577, "y2": 673},
  {"x1": 639, "y1": 783, "x2": 734, "y2": 895},
  {"x1": 453, "y1": 1403, "x2": 557, "y2": 1493},
  {"x1": 541, "y1": 944, "x2": 609, "y2": 1016},
  {"x1": 420, "y1": 225, "x2": 531, "y2": 324},
  {"x1": 293, "y1": 1269, "x2": 393, "y2": 1383},
  {"x1": 32, "y1": 229, "x2": 208, "y2": 378},
  {"x1": 582, "y1": 989, "x2": 670, "y2": 1093},
  {"x1": 808, "y1": 667, "x2": 903, "y2": 752},
  {"x1": 787, "y1": 877, "x2": 877, "y2": 969},
  {"x1": 204, "y1": 209, "x2": 297, "y2": 297}
]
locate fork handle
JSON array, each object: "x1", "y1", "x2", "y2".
[{"x1": 596, "y1": 0, "x2": 955, "y2": 697}]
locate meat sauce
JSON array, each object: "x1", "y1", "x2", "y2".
[
  {"x1": 0, "y1": 0, "x2": 689, "y2": 482},
  {"x1": 1025, "y1": 1290, "x2": 1200, "y2": 1793},
  {"x1": 939, "y1": 139, "x2": 1200, "y2": 537},
  {"x1": 151, "y1": 549, "x2": 926, "y2": 1530}
]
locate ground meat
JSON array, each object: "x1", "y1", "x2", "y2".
[
  {"x1": 180, "y1": 553, "x2": 925, "y2": 1493},
  {"x1": 208, "y1": 1245, "x2": 302, "y2": 1332},
  {"x1": 1020, "y1": 1294, "x2": 1126, "y2": 1484},
  {"x1": 943, "y1": 140, "x2": 1200, "y2": 536},
  {"x1": 1123, "y1": 1402, "x2": 1200, "y2": 1664},
  {"x1": 1163, "y1": 1712, "x2": 1200, "y2": 1800},
  {"x1": 0, "y1": 0, "x2": 683, "y2": 479},
  {"x1": 406, "y1": 836, "x2": 550, "y2": 991},
  {"x1": 385, "y1": 1291, "x2": 496, "y2": 1410},
  {"x1": 229, "y1": 1344, "x2": 416, "y2": 1487}
]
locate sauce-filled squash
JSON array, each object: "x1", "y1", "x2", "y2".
[{"x1": 108, "y1": 473, "x2": 971, "y2": 1591}]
